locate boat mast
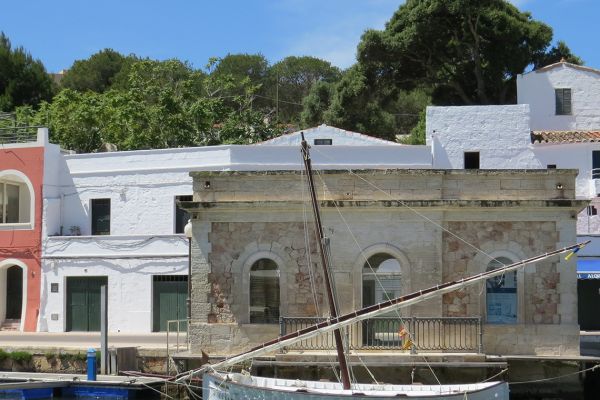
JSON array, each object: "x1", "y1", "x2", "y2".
[{"x1": 300, "y1": 132, "x2": 352, "y2": 390}]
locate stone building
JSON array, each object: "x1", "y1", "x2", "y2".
[{"x1": 184, "y1": 167, "x2": 585, "y2": 357}]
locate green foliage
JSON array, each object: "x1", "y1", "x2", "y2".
[
  {"x1": 300, "y1": 81, "x2": 335, "y2": 127},
  {"x1": 44, "y1": 351, "x2": 56, "y2": 360},
  {"x1": 14, "y1": 58, "x2": 283, "y2": 152},
  {"x1": 304, "y1": 66, "x2": 429, "y2": 141},
  {"x1": 0, "y1": 349, "x2": 9, "y2": 361},
  {"x1": 402, "y1": 110, "x2": 426, "y2": 145},
  {"x1": 10, "y1": 351, "x2": 32, "y2": 363},
  {"x1": 60, "y1": 49, "x2": 138, "y2": 93},
  {"x1": 269, "y1": 56, "x2": 341, "y2": 124},
  {"x1": 357, "y1": 0, "x2": 580, "y2": 105},
  {"x1": 0, "y1": 32, "x2": 54, "y2": 111},
  {"x1": 57, "y1": 352, "x2": 87, "y2": 361}
]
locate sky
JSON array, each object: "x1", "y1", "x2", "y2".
[{"x1": 0, "y1": 0, "x2": 597, "y2": 73}]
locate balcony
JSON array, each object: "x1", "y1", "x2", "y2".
[{"x1": 280, "y1": 316, "x2": 482, "y2": 353}]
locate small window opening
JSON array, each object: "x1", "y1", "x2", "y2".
[
  {"x1": 91, "y1": 198, "x2": 111, "y2": 235},
  {"x1": 588, "y1": 205, "x2": 598, "y2": 216},
  {"x1": 314, "y1": 138, "x2": 332, "y2": 145},
  {"x1": 464, "y1": 152, "x2": 480, "y2": 169},
  {"x1": 547, "y1": 164, "x2": 557, "y2": 169},
  {"x1": 555, "y1": 88, "x2": 572, "y2": 115},
  {"x1": 249, "y1": 258, "x2": 280, "y2": 323}
]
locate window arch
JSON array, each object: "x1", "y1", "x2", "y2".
[
  {"x1": 0, "y1": 170, "x2": 34, "y2": 227},
  {"x1": 486, "y1": 257, "x2": 517, "y2": 324},
  {"x1": 362, "y1": 253, "x2": 402, "y2": 308},
  {"x1": 249, "y1": 258, "x2": 280, "y2": 323}
]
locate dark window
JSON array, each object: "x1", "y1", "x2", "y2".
[
  {"x1": 588, "y1": 206, "x2": 598, "y2": 216},
  {"x1": 249, "y1": 258, "x2": 280, "y2": 323},
  {"x1": 593, "y1": 151, "x2": 600, "y2": 179},
  {"x1": 547, "y1": 164, "x2": 557, "y2": 169},
  {"x1": 555, "y1": 88, "x2": 572, "y2": 115},
  {"x1": 314, "y1": 138, "x2": 332, "y2": 145},
  {"x1": 175, "y1": 195, "x2": 193, "y2": 234},
  {"x1": 91, "y1": 199, "x2": 110, "y2": 235},
  {"x1": 464, "y1": 152, "x2": 480, "y2": 169}
]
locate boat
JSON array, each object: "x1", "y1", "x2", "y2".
[{"x1": 179, "y1": 133, "x2": 587, "y2": 399}]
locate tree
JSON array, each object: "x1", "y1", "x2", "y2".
[
  {"x1": 22, "y1": 58, "x2": 281, "y2": 152},
  {"x1": 300, "y1": 81, "x2": 335, "y2": 127},
  {"x1": 301, "y1": 65, "x2": 430, "y2": 141},
  {"x1": 533, "y1": 40, "x2": 582, "y2": 69},
  {"x1": 210, "y1": 53, "x2": 271, "y2": 112},
  {"x1": 269, "y1": 56, "x2": 341, "y2": 123},
  {"x1": 357, "y1": 0, "x2": 580, "y2": 105},
  {"x1": 0, "y1": 32, "x2": 54, "y2": 111},
  {"x1": 60, "y1": 49, "x2": 138, "y2": 93}
]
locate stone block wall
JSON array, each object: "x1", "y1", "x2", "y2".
[{"x1": 187, "y1": 169, "x2": 584, "y2": 357}]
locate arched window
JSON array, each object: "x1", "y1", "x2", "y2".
[
  {"x1": 486, "y1": 257, "x2": 517, "y2": 324},
  {"x1": 362, "y1": 253, "x2": 402, "y2": 308},
  {"x1": 0, "y1": 172, "x2": 32, "y2": 225},
  {"x1": 249, "y1": 258, "x2": 280, "y2": 323}
]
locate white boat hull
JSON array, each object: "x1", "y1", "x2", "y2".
[{"x1": 203, "y1": 372, "x2": 510, "y2": 399}]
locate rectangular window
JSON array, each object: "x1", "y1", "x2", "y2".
[
  {"x1": 0, "y1": 182, "x2": 20, "y2": 224},
  {"x1": 588, "y1": 206, "x2": 598, "y2": 216},
  {"x1": 555, "y1": 88, "x2": 572, "y2": 115},
  {"x1": 464, "y1": 152, "x2": 480, "y2": 169},
  {"x1": 593, "y1": 151, "x2": 600, "y2": 179},
  {"x1": 91, "y1": 198, "x2": 111, "y2": 235},
  {"x1": 175, "y1": 195, "x2": 193, "y2": 234},
  {"x1": 314, "y1": 138, "x2": 332, "y2": 145},
  {"x1": 547, "y1": 164, "x2": 557, "y2": 169}
]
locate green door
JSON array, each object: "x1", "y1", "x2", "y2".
[
  {"x1": 6, "y1": 266, "x2": 23, "y2": 319},
  {"x1": 153, "y1": 276, "x2": 187, "y2": 332},
  {"x1": 66, "y1": 276, "x2": 107, "y2": 331}
]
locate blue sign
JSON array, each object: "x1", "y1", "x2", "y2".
[{"x1": 577, "y1": 259, "x2": 600, "y2": 279}]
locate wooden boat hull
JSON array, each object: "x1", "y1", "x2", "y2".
[{"x1": 202, "y1": 372, "x2": 510, "y2": 400}]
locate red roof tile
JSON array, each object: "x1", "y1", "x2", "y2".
[{"x1": 531, "y1": 130, "x2": 600, "y2": 144}]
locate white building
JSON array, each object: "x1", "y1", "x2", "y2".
[
  {"x1": 427, "y1": 61, "x2": 600, "y2": 330},
  {"x1": 38, "y1": 126, "x2": 429, "y2": 333},
  {"x1": 29, "y1": 61, "x2": 600, "y2": 334}
]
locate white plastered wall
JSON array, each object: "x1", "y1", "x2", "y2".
[{"x1": 517, "y1": 65, "x2": 600, "y2": 131}]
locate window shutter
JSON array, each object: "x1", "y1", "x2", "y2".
[{"x1": 563, "y1": 88, "x2": 572, "y2": 114}]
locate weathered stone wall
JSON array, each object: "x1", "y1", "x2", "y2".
[
  {"x1": 187, "y1": 169, "x2": 584, "y2": 356},
  {"x1": 206, "y1": 221, "x2": 323, "y2": 324}
]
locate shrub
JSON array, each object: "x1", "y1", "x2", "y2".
[{"x1": 10, "y1": 351, "x2": 32, "y2": 363}]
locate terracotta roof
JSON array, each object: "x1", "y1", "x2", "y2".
[
  {"x1": 528, "y1": 61, "x2": 600, "y2": 76},
  {"x1": 531, "y1": 130, "x2": 600, "y2": 144}
]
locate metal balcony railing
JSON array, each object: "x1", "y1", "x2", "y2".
[
  {"x1": 0, "y1": 126, "x2": 40, "y2": 144},
  {"x1": 280, "y1": 316, "x2": 482, "y2": 353}
]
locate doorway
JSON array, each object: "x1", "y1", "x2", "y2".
[{"x1": 6, "y1": 266, "x2": 23, "y2": 320}]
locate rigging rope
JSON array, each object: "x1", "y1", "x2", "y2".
[{"x1": 314, "y1": 169, "x2": 442, "y2": 386}]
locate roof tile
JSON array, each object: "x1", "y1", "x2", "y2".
[{"x1": 531, "y1": 130, "x2": 600, "y2": 144}]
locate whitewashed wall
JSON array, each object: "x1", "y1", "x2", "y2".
[
  {"x1": 39, "y1": 235, "x2": 188, "y2": 332},
  {"x1": 427, "y1": 104, "x2": 540, "y2": 170},
  {"x1": 517, "y1": 64, "x2": 600, "y2": 130},
  {"x1": 39, "y1": 126, "x2": 432, "y2": 332}
]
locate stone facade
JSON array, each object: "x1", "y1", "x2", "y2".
[{"x1": 185, "y1": 169, "x2": 585, "y2": 357}]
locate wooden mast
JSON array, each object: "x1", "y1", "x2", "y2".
[{"x1": 300, "y1": 132, "x2": 352, "y2": 390}]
